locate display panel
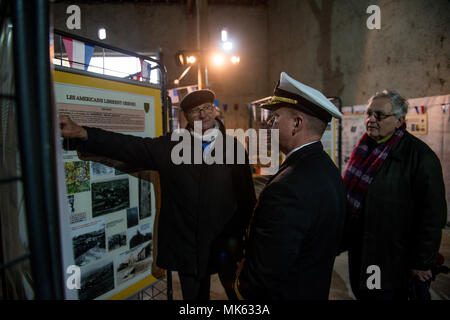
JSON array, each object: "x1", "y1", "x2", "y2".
[{"x1": 54, "y1": 68, "x2": 162, "y2": 300}]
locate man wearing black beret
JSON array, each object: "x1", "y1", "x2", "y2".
[{"x1": 59, "y1": 89, "x2": 256, "y2": 300}]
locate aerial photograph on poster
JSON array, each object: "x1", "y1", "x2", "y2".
[
  {"x1": 64, "y1": 161, "x2": 91, "y2": 194},
  {"x1": 128, "y1": 223, "x2": 152, "y2": 249},
  {"x1": 115, "y1": 242, "x2": 152, "y2": 286},
  {"x1": 91, "y1": 178, "x2": 130, "y2": 217},
  {"x1": 91, "y1": 162, "x2": 115, "y2": 177},
  {"x1": 72, "y1": 219, "x2": 106, "y2": 266},
  {"x1": 79, "y1": 258, "x2": 115, "y2": 300}
]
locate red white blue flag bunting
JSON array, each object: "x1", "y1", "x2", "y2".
[
  {"x1": 62, "y1": 37, "x2": 95, "y2": 71},
  {"x1": 140, "y1": 58, "x2": 153, "y2": 82}
]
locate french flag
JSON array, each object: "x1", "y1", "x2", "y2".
[
  {"x1": 186, "y1": 85, "x2": 198, "y2": 93},
  {"x1": 62, "y1": 37, "x2": 95, "y2": 71},
  {"x1": 140, "y1": 58, "x2": 152, "y2": 82},
  {"x1": 168, "y1": 89, "x2": 179, "y2": 103}
]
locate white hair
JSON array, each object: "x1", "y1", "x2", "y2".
[{"x1": 369, "y1": 89, "x2": 409, "y2": 118}]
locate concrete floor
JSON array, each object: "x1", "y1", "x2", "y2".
[
  {"x1": 166, "y1": 227, "x2": 450, "y2": 300},
  {"x1": 146, "y1": 176, "x2": 450, "y2": 300}
]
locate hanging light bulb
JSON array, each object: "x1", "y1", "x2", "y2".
[{"x1": 98, "y1": 28, "x2": 106, "y2": 40}]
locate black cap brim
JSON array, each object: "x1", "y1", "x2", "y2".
[{"x1": 180, "y1": 89, "x2": 215, "y2": 112}]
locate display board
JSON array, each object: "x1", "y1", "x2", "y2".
[
  {"x1": 340, "y1": 110, "x2": 366, "y2": 168},
  {"x1": 341, "y1": 94, "x2": 450, "y2": 221},
  {"x1": 54, "y1": 68, "x2": 163, "y2": 300},
  {"x1": 321, "y1": 118, "x2": 338, "y2": 163}
]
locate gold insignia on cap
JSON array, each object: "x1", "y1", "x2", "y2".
[{"x1": 265, "y1": 96, "x2": 298, "y2": 106}]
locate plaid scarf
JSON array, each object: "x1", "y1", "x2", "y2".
[{"x1": 342, "y1": 124, "x2": 406, "y2": 217}]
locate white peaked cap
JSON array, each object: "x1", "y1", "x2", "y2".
[{"x1": 262, "y1": 72, "x2": 343, "y2": 121}]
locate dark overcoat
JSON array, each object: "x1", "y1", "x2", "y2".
[
  {"x1": 237, "y1": 141, "x2": 346, "y2": 300},
  {"x1": 345, "y1": 131, "x2": 447, "y2": 293},
  {"x1": 73, "y1": 121, "x2": 256, "y2": 278}
]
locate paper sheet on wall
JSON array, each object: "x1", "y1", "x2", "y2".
[{"x1": 341, "y1": 113, "x2": 366, "y2": 169}]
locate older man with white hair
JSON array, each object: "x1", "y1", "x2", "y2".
[{"x1": 342, "y1": 90, "x2": 447, "y2": 300}]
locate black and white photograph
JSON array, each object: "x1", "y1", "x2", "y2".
[
  {"x1": 79, "y1": 258, "x2": 115, "y2": 300},
  {"x1": 67, "y1": 193, "x2": 87, "y2": 224},
  {"x1": 91, "y1": 178, "x2": 130, "y2": 217},
  {"x1": 107, "y1": 232, "x2": 127, "y2": 252},
  {"x1": 115, "y1": 242, "x2": 152, "y2": 286},
  {"x1": 139, "y1": 179, "x2": 153, "y2": 220},
  {"x1": 67, "y1": 194, "x2": 75, "y2": 214},
  {"x1": 91, "y1": 162, "x2": 115, "y2": 177},
  {"x1": 128, "y1": 223, "x2": 152, "y2": 249},
  {"x1": 126, "y1": 207, "x2": 139, "y2": 228},
  {"x1": 72, "y1": 219, "x2": 106, "y2": 266}
]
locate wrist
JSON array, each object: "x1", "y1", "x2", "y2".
[{"x1": 80, "y1": 127, "x2": 88, "y2": 140}]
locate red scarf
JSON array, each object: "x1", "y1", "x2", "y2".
[{"x1": 342, "y1": 124, "x2": 406, "y2": 217}]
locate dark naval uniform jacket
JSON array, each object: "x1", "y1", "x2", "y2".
[
  {"x1": 71, "y1": 121, "x2": 256, "y2": 279},
  {"x1": 236, "y1": 141, "x2": 346, "y2": 300}
]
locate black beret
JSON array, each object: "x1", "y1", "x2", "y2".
[{"x1": 180, "y1": 89, "x2": 215, "y2": 112}]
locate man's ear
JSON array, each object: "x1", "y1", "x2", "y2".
[
  {"x1": 297, "y1": 114, "x2": 305, "y2": 128},
  {"x1": 183, "y1": 111, "x2": 194, "y2": 129},
  {"x1": 183, "y1": 111, "x2": 192, "y2": 124},
  {"x1": 292, "y1": 115, "x2": 303, "y2": 135},
  {"x1": 396, "y1": 115, "x2": 406, "y2": 128}
]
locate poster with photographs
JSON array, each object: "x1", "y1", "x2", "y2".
[
  {"x1": 55, "y1": 70, "x2": 159, "y2": 300},
  {"x1": 320, "y1": 119, "x2": 337, "y2": 163},
  {"x1": 341, "y1": 113, "x2": 366, "y2": 170}
]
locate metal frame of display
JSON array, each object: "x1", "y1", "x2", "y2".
[{"x1": 2, "y1": 0, "x2": 170, "y2": 299}]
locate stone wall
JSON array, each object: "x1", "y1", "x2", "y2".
[
  {"x1": 267, "y1": 0, "x2": 450, "y2": 106},
  {"x1": 52, "y1": 0, "x2": 449, "y2": 122}
]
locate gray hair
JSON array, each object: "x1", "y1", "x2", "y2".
[{"x1": 369, "y1": 89, "x2": 409, "y2": 118}]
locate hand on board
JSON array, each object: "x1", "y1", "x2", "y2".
[{"x1": 59, "y1": 114, "x2": 88, "y2": 139}]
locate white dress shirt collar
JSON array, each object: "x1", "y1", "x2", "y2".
[{"x1": 285, "y1": 140, "x2": 319, "y2": 159}]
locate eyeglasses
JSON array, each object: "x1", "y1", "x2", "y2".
[
  {"x1": 365, "y1": 110, "x2": 395, "y2": 121},
  {"x1": 264, "y1": 112, "x2": 280, "y2": 127},
  {"x1": 187, "y1": 104, "x2": 215, "y2": 117}
]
